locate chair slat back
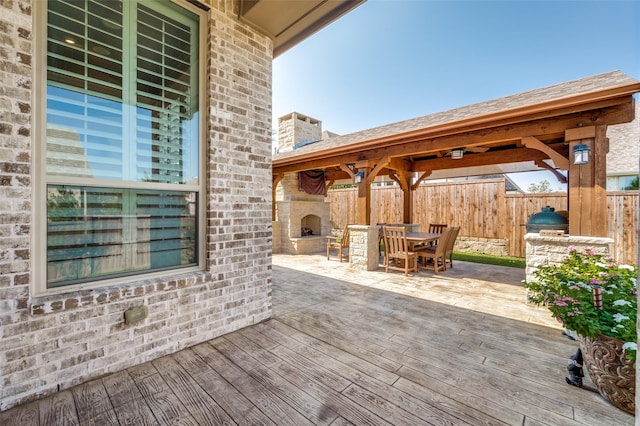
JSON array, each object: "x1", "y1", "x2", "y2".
[
  {"x1": 445, "y1": 226, "x2": 460, "y2": 254},
  {"x1": 434, "y1": 227, "x2": 455, "y2": 255},
  {"x1": 428, "y1": 223, "x2": 448, "y2": 234},
  {"x1": 341, "y1": 225, "x2": 350, "y2": 247},
  {"x1": 383, "y1": 226, "x2": 409, "y2": 256}
]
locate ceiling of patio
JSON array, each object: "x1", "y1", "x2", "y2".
[
  {"x1": 273, "y1": 71, "x2": 640, "y2": 183},
  {"x1": 237, "y1": 0, "x2": 367, "y2": 57}
]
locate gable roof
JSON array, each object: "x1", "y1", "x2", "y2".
[{"x1": 273, "y1": 71, "x2": 640, "y2": 172}]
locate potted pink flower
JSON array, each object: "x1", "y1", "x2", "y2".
[{"x1": 524, "y1": 247, "x2": 637, "y2": 414}]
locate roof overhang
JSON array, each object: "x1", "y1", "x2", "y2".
[
  {"x1": 273, "y1": 71, "x2": 640, "y2": 181},
  {"x1": 237, "y1": 0, "x2": 367, "y2": 57}
]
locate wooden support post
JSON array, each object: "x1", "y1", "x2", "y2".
[
  {"x1": 356, "y1": 170, "x2": 371, "y2": 225},
  {"x1": 403, "y1": 189, "x2": 413, "y2": 224},
  {"x1": 566, "y1": 126, "x2": 608, "y2": 236},
  {"x1": 392, "y1": 171, "x2": 413, "y2": 224}
]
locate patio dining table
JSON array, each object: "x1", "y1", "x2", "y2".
[{"x1": 406, "y1": 232, "x2": 441, "y2": 250}]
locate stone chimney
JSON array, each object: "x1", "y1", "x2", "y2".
[{"x1": 277, "y1": 112, "x2": 322, "y2": 152}]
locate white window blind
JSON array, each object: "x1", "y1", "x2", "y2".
[{"x1": 45, "y1": 0, "x2": 201, "y2": 287}]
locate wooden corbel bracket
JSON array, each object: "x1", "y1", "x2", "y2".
[
  {"x1": 411, "y1": 170, "x2": 433, "y2": 190},
  {"x1": 522, "y1": 136, "x2": 569, "y2": 171}
]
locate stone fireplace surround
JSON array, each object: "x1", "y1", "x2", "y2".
[{"x1": 273, "y1": 174, "x2": 331, "y2": 255}]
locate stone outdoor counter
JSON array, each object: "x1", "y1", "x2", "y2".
[{"x1": 524, "y1": 233, "x2": 614, "y2": 283}]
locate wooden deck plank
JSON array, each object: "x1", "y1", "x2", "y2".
[
  {"x1": 151, "y1": 355, "x2": 236, "y2": 426},
  {"x1": 266, "y1": 322, "x2": 401, "y2": 387},
  {"x1": 101, "y1": 370, "x2": 158, "y2": 426},
  {"x1": 0, "y1": 399, "x2": 40, "y2": 426},
  {"x1": 70, "y1": 379, "x2": 119, "y2": 426},
  {"x1": 248, "y1": 364, "x2": 340, "y2": 425},
  {"x1": 212, "y1": 334, "x2": 340, "y2": 425},
  {"x1": 283, "y1": 302, "x2": 399, "y2": 343},
  {"x1": 125, "y1": 360, "x2": 159, "y2": 381},
  {"x1": 191, "y1": 342, "x2": 315, "y2": 426},
  {"x1": 393, "y1": 375, "x2": 520, "y2": 426},
  {"x1": 133, "y1": 372, "x2": 199, "y2": 426},
  {"x1": 340, "y1": 368, "x2": 488, "y2": 426},
  {"x1": 389, "y1": 330, "x2": 602, "y2": 412},
  {"x1": 341, "y1": 383, "x2": 445, "y2": 426},
  {"x1": 329, "y1": 416, "x2": 355, "y2": 426},
  {"x1": 270, "y1": 359, "x2": 393, "y2": 426},
  {"x1": 238, "y1": 325, "x2": 281, "y2": 350},
  {"x1": 392, "y1": 355, "x2": 579, "y2": 426},
  {"x1": 38, "y1": 390, "x2": 80, "y2": 426},
  {"x1": 397, "y1": 342, "x2": 585, "y2": 420},
  {"x1": 278, "y1": 317, "x2": 399, "y2": 371},
  {"x1": 208, "y1": 335, "x2": 261, "y2": 371},
  {"x1": 266, "y1": 343, "x2": 353, "y2": 392},
  {"x1": 172, "y1": 348, "x2": 278, "y2": 426}
]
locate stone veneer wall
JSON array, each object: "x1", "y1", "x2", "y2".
[
  {"x1": 0, "y1": 0, "x2": 274, "y2": 411},
  {"x1": 349, "y1": 225, "x2": 381, "y2": 271},
  {"x1": 454, "y1": 236, "x2": 508, "y2": 257},
  {"x1": 524, "y1": 233, "x2": 614, "y2": 283}
]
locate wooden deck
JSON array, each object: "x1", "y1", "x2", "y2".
[{"x1": 2, "y1": 254, "x2": 634, "y2": 425}]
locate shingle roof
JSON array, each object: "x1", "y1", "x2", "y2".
[{"x1": 274, "y1": 70, "x2": 640, "y2": 162}]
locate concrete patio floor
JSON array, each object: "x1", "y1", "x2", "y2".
[{"x1": 0, "y1": 254, "x2": 634, "y2": 425}]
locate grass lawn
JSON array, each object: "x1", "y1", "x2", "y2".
[{"x1": 452, "y1": 251, "x2": 525, "y2": 269}]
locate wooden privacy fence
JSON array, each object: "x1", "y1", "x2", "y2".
[{"x1": 327, "y1": 179, "x2": 638, "y2": 264}]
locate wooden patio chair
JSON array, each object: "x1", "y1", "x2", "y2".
[
  {"x1": 444, "y1": 226, "x2": 461, "y2": 269},
  {"x1": 326, "y1": 225, "x2": 350, "y2": 262},
  {"x1": 415, "y1": 226, "x2": 455, "y2": 274},
  {"x1": 428, "y1": 223, "x2": 448, "y2": 233},
  {"x1": 427, "y1": 223, "x2": 447, "y2": 246},
  {"x1": 382, "y1": 226, "x2": 418, "y2": 275}
]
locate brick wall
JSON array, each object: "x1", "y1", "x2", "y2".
[
  {"x1": 0, "y1": 0, "x2": 274, "y2": 411},
  {"x1": 606, "y1": 102, "x2": 639, "y2": 175}
]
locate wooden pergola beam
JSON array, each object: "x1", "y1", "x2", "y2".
[
  {"x1": 410, "y1": 146, "x2": 554, "y2": 172},
  {"x1": 321, "y1": 146, "x2": 561, "y2": 182}
]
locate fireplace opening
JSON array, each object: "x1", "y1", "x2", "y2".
[{"x1": 301, "y1": 214, "x2": 321, "y2": 237}]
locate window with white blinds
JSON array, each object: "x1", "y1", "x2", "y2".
[{"x1": 45, "y1": 0, "x2": 201, "y2": 287}]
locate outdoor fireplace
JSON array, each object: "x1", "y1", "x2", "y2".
[
  {"x1": 301, "y1": 214, "x2": 320, "y2": 237},
  {"x1": 273, "y1": 112, "x2": 331, "y2": 254},
  {"x1": 273, "y1": 174, "x2": 330, "y2": 254}
]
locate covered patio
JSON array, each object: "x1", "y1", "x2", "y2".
[
  {"x1": 273, "y1": 71, "x2": 640, "y2": 270},
  {"x1": 2, "y1": 255, "x2": 633, "y2": 425}
]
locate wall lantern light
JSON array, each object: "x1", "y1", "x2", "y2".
[
  {"x1": 451, "y1": 149, "x2": 464, "y2": 159},
  {"x1": 573, "y1": 144, "x2": 591, "y2": 165},
  {"x1": 354, "y1": 171, "x2": 364, "y2": 183}
]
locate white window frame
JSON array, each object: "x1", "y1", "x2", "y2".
[{"x1": 33, "y1": 0, "x2": 208, "y2": 296}]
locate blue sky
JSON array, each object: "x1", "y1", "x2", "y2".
[{"x1": 273, "y1": 0, "x2": 639, "y2": 191}]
